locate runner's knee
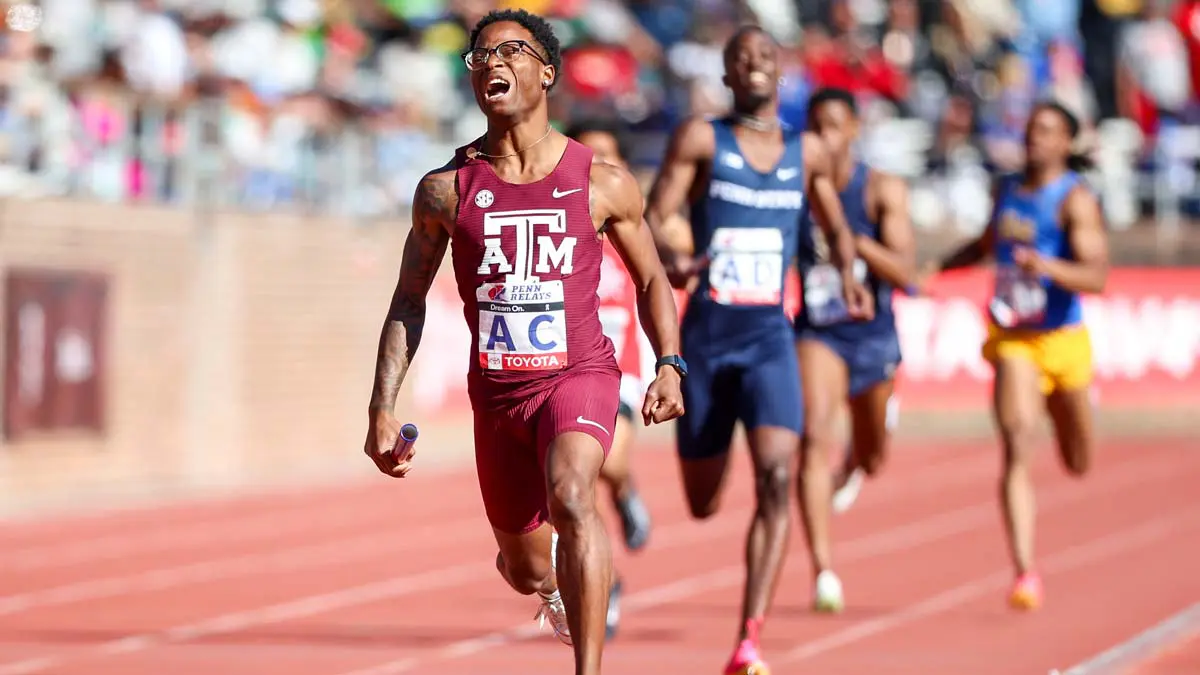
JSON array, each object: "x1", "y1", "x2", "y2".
[
  {"x1": 685, "y1": 485, "x2": 722, "y2": 520},
  {"x1": 999, "y1": 421, "x2": 1038, "y2": 470},
  {"x1": 546, "y1": 458, "x2": 599, "y2": 527},
  {"x1": 851, "y1": 429, "x2": 888, "y2": 477},
  {"x1": 802, "y1": 407, "x2": 839, "y2": 466},
  {"x1": 858, "y1": 445, "x2": 886, "y2": 476},
  {"x1": 754, "y1": 457, "x2": 792, "y2": 513},
  {"x1": 682, "y1": 463, "x2": 725, "y2": 520},
  {"x1": 496, "y1": 549, "x2": 549, "y2": 596},
  {"x1": 1059, "y1": 435, "x2": 1092, "y2": 477}
]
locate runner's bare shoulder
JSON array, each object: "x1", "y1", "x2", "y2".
[
  {"x1": 412, "y1": 159, "x2": 460, "y2": 234},
  {"x1": 587, "y1": 158, "x2": 642, "y2": 231},
  {"x1": 668, "y1": 116, "x2": 718, "y2": 163}
]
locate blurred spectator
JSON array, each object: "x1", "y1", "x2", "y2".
[
  {"x1": 1118, "y1": 0, "x2": 1192, "y2": 133},
  {"x1": 1177, "y1": 0, "x2": 1200, "y2": 104},
  {"x1": 0, "y1": 0, "x2": 1194, "y2": 230}
]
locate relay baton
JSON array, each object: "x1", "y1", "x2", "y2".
[{"x1": 392, "y1": 423, "x2": 419, "y2": 459}]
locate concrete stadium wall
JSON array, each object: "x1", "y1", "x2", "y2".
[
  {"x1": 0, "y1": 199, "x2": 1196, "y2": 517},
  {"x1": 0, "y1": 201, "x2": 432, "y2": 514}
]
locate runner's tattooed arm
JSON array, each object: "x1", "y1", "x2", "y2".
[
  {"x1": 857, "y1": 171, "x2": 917, "y2": 289},
  {"x1": 368, "y1": 166, "x2": 454, "y2": 415},
  {"x1": 645, "y1": 117, "x2": 715, "y2": 288},
  {"x1": 594, "y1": 161, "x2": 682, "y2": 361}
]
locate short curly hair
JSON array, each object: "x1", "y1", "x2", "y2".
[
  {"x1": 723, "y1": 24, "x2": 776, "y2": 63},
  {"x1": 807, "y1": 87, "x2": 858, "y2": 124},
  {"x1": 565, "y1": 118, "x2": 633, "y2": 164},
  {"x1": 468, "y1": 9, "x2": 562, "y2": 85}
]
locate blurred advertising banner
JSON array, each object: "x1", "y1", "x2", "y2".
[
  {"x1": 4, "y1": 268, "x2": 108, "y2": 441},
  {"x1": 413, "y1": 268, "x2": 1200, "y2": 417},
  {"x1": 896, "y1": 269, "x2": 1200, "y2": 409}
]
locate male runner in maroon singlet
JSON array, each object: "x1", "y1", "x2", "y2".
[{"x1": 362, "y1": 10, "x2": 685, "y2": 675}]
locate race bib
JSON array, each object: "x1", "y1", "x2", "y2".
[
  {"x1": 477, "y1": 280, "x2": 568, "y2": 371},
  {"x1": 707, "y1": 227, "x2": 785, "y2": 306},
  {"x1": 803, "y1": 259, "x2": 868, "y2": 327},
  {"x1": 990, "y1": 265, "x2": 1047, "y2": 328}
]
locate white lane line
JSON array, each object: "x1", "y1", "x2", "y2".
[
  {"x1": 0, "y1": 516, "x2": 483, "y2": 616},
  {"x1": 0, "y1": 445, "x2": 1005, "y2": 675},
  {"x1": 0, "y1": 562, "x2": 489, "y2": 675},
  {"x1": 331, "y1": 453, "x2": 1187, "y2": 675},
  {"x1": 1061, "y1": 602, "x2": 1200, "y2": 675},
  {"x1": 778, "y1": 509, "x2": 1200, "y2": 665},
  {"x1": 0, "y1": 497, "x2": 455, "y2": 573},
  {"x1": 0, "y1": 441, "x2": 994, "y2": 617}
]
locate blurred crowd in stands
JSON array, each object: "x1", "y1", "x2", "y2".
[{"x1": 1, "y1": 0, "x2": 1198, "y2": 231}]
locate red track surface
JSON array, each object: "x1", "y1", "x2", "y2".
[{"x1": 1, "y1": 436, "x2": 1198, "y2": 675}]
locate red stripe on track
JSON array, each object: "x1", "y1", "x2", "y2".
[{"x1": 0, "y1": 438, "x2": 1193, "y2": 675}]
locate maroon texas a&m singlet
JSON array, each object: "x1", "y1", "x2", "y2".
[{"x1": 452, "y1": 138, "x2": 617, "y2": 408}]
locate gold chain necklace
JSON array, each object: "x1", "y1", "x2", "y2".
[{"x1": 473, "y1": 126, "x2": 554, "y2": 159}]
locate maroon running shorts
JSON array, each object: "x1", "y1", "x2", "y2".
[{"x1": 473, "y1": 368, "x2": 620, "y2": 535}]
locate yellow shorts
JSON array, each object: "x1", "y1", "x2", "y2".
[{"x1": 982, "y1": 324, "x2": 1093, "y2": 395}]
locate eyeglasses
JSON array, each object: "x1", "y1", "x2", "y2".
[{"x1": 462, "y1": 40, "x2": 547, "y2": 71}]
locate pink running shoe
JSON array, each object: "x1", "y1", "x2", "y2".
[
  {"x1": 723, "y1": 639, "x2": 770, "y2": 675},
  {"x1": 1009, "y1": 571, "x2": 1043, "y2": 611}
]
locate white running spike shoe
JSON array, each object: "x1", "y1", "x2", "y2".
[
  {"x1": 535, "y1": 530, "x2": 572, "y2": 645},
  {"x1": 833, "y1": 394, "x2": 897, "y2": 514},
  {"x1": 813, "y1": 569, "x2": 845, "y2": 613},
  {"x1": 832, "y1": 467, "x2": 865, "y2": 514}
]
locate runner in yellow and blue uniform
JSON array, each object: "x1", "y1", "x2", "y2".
[{"x1": 923, "y1": 101, "x2": 1109, "y2": 611}]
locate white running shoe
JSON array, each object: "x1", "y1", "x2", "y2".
[
  {"x1": 832, "y1": 467, "x2": 865, "y2": 514},
  {"x1": 813, "y1": 569, "x2": 845, "y2": 613},
  {"x1": 535, "y1": 530, "x2": 572, "y2": 645}
]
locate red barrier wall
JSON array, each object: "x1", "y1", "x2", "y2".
[
  {"x1": 414, "y1": 268, "x2": 1200, "y2": 416},
  {"x1": 896, "y1": 268, "x2": 1200, "y2": 409}
]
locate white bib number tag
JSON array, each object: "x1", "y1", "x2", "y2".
[
  {"x1": 990, "y1": 265, "x2": 1046, "y2": 328},
  {"x1": 707, "y1": 227, "x2": 785, "y2": 306},
  {"x1": 477, "y1": 280, "x2": 568, "y2": 371},
  {"x1": 804, "y1": 259, "x2": 867, "y2": 327}
]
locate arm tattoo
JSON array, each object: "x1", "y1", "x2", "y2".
[{"x1": 369, "y1": 172, "x2": 454, "y2": 413}]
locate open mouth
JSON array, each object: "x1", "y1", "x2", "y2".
[
  {"x1": 485, "y1": 77, "x2": 512, "y2": 101},
  {"x1": 747, "y1": 71, "x2": 770, "y2": 88}
]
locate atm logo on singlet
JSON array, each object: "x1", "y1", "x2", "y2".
[
  {"x1": 475, "y1": 209, "x2": 575, "y2": 371},
  {"x1": 709, "y1": 180, "x2": 805, "y2": 210},
  {"x1": 477, "y1": 209, "x2": 576, "y2": 280}
]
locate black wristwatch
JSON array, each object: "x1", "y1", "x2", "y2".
[{"x1": 655, "y1": 355, "x2": 688, "y2": 378}]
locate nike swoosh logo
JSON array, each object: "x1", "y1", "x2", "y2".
[
  {"x1": 552, "y1": 188, "x2": 582, "y2": 199},
  {"x1": 575, "y1": 415, "x2": 609, "y2": 435},
  {"x1": 777, "y1": 169, "x2": 800, "y2": 181}
]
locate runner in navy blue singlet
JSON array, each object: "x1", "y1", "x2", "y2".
[
  {"x1": 645, "y1": 28, "x2": 869, "y2": 675},
  {"x1": 792, "y1": 89, "x2": 917, "y2": 614}
]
